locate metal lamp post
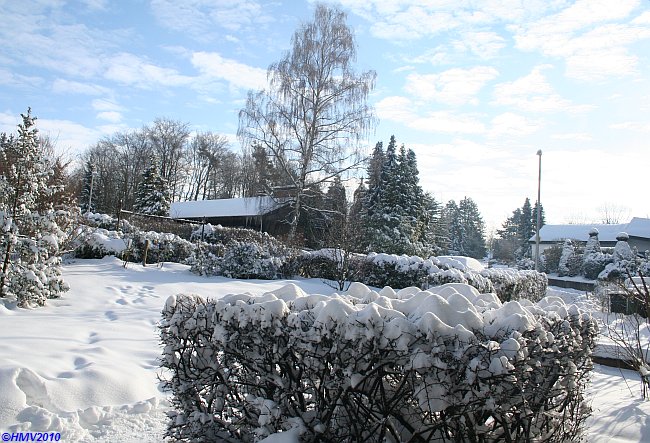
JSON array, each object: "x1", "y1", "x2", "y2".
[
  {"x1": 534, "y1": 150, "x2": 542, "y2": 271},
  {"x1": 87, "y1": 163, "x2": 95, "y2": 213}
]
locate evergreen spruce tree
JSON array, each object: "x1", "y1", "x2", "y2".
[
  {"x1": 325, "y1": 176, "x2": 347, "y2": 242},
  {"x1": 445, "y1": 200, "x2": 464, "y2": 255},
  {"x1": 517, "y1": 198, "x2": 534, "y2": 258},
  {"x1": 458, "y1": 197, "x2": 486, "y2": 259},
  {"x1": 361, "y1": 142, "x2": 385, "y2": 251},
  {"x1": 0, "y1": 109, "x2": 69, "y2": 307},
  {"x1": 363, "y1": 136, "x2": 435, "y2": 255},
  {"x1": 496, "y1": 199, "x2": 546, "y2": 263},
  {"x1": 133, "y1": 161, "x2": 171, "y2": 216}
]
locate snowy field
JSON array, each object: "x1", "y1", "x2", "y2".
[{"x1": 0, "y1": 257, "x2": 648, "y2": 442}]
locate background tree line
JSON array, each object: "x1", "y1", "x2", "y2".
[{"x1": 7, "y1": 4, "x2": 490, "y2": 259}]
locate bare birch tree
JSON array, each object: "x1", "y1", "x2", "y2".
[{"x1": 238, "y1": 3, "x2": 376, "y2": 241}]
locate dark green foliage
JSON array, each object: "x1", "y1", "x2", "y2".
[
  {"x1": 443, "y1": 198, "x2": 486, "y2": 259},
  {"x1": 362, "y1": 136, "x2": 441, "y2": 256},
  {"x1": 542, "y1": 244, "x2": 562, "y2": 274},
  {"x1": 497, "y1": 198, "x2": 546, "y2": 262},
  {"x1": 133, "y1": 161, "x2": 171, "y2": 216}
]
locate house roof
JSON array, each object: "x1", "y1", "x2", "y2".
[
  {"x1": 169, "y1": 196, "x2": 289, "y2": 219},
  {"x1": 528, "y1": 217, "x2": 650, "y2": 243},
  {"x1": 626, "y1": 217, "x2": 650, "y2": 239}
]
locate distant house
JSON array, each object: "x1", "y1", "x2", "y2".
[
  {"x1": 528, "y1": 217, "x2": 650, "y2": 254},
  {"x1": 169, "y1": 196, "x2": 292, "y2": 236}
]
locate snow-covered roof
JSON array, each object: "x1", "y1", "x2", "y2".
[
  {"x1": 529, "y1": 217, "x2": 650, "y2": 243},
  {"x1": 626, "y1": 217, "x2": 650, "y2": 239},
  {"x1": 169, "y1": 196, "x2": 288, "y2": 219}
]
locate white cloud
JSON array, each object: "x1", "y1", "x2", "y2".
[
  {"x1": 52, "y1": 79, "x2": 111, "y2": 96},
  {"x1": 451, "y1": 31, "x2": 507, "y2": 59},
  {"x1": 488, "y1": 112, "x2": 540, "y2": 138},
  {"x1": 96, "y1": 111, "x2": 123, "y2": 123},
  {"x1": 91, "y1": 99, "x2": 123, "y2": 112},
  {"x1": 552, "y1": 132, "x2": 593, "y2": 141},
  {"x1": 0, "y1": 68, "x2": 44, "y2": 88},
  {"x1": 35, "y1": 118, "x2": 104, "y2": 153},
  {"x1": 150, "y1": 0, "x2": 275, "y2": 42},
  {"x1": 610, "y1": 121, "x2": 650, "y2": 132},
  {"x1": 492, "y1": 66, "x2": 592, "y2": 112},
  {"x1": 0, "y1": 111, "x2": 21, "y2": 134},
  {"x1": 191, "y1": 51, "x2": 267, "y2": 91},
  {"x1": 104, "y1": 53, "x2": 193, "y2": 88},
  {"x1": 512, "y1": 0, "x2": 650, "y2": 80},
  {"x1": 405, "y1": 66, "x2": 499, "y2": 106},
  {"x1": 410, "y1": 111, "x2": 486, "y2": 134},
  {"x1": 376, "y1": 95, "x2": 486, "y2": 134}
]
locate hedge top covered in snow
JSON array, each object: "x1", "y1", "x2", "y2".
[{"x1": 168, "y1": 281, "x2": 584, "y2": 350}]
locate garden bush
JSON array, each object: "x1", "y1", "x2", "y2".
[
  {"x1": 160, "y1": 282, "x2": 597, "y2": 442},
  {"x1": 481, "y1": 268, "x2": 548, "y2": 303}
]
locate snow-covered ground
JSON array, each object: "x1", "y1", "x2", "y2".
[{"x1": 0, "y1": 257, "x2": 648, "y2": 442}]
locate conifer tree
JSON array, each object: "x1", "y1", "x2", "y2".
[
  {"x1": 517, "y1": 198, "x2": 534, "y2": 258},
  {"x1": 444, "y1": 200, "x2": 464, "y2": 255},
  {"x1": 361, "y1": 136, "x2": 437, "y2": 256},
  {"x1": 0, "y1": 109, "x2": 69, "y2": 306},
  {"x1": 325, "y1": 176, "x2": 347, "y2": 241},
  {"x1": 459, "y1": 197, "x2": 486, "y2": 259},
  {"x1": 133, "y1": 161, "x2": 171, "y2": 216}
]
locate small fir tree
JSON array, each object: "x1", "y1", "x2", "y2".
[
  {"x1": 133, "y1": 161, "x2": 171, "y2": 216},
  {"x1": 0, "y1": 109, "x2": 69, "y2": 307}
]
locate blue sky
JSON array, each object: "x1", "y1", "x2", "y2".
[{"x1": 1, "y1": 0, "x2": 650, "y2": 231}]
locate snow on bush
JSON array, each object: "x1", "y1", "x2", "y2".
[
  {"x1": 161, "y1": 282, "x2": 596, "y2": 442},
  {"x1": 189, "y1": 224, "x2": 297, "y2": 279},
  {"x1": 83, "y1": 211, "x2": 119, "y2": 230},
  {"x1": 481, "y1": 268, "x2": 549, "y2": 303},
  {"x1": 74, "y1": 227, "x2": 128, "y2": 258},
  {"x1": 295, "y1": 251, "x2": 545, "y2": 302},
  {"x1": 74, "y1": 226, "x2": 195, "y2": 264}
]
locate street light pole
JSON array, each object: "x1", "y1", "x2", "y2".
[
  {"x1": 535, "y1": 150, "x2": 542, "y2": 271},
  {"x1": 88, "y1": 163, "x2": 95, "y2": 214}
]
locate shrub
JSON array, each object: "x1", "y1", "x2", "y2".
[
  {"x1": 542, "y1": 244, "x2": 562, "y2": 274},
  {"x1": 219, "y1": 241, "x2": 285, "y2": 280},
  {"x1": 583, "y1": 252, "x2": 612, "y2": 280},
  {"x1": 482, "y1": 268, "x2": 548, "y2": 303},
  {"x1": 161, "y1": 283, "x2": 597, "y2": 442}
]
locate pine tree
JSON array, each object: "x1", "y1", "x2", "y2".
[
  {"x1": 325, "y1": 176, "x2": 347, "y2": 243},
  {"x1": 362, "y1": 136, "x2": 433, "y2": 256},
  {"x1": 0, "y1": 109, "x2": 69, "y2": 306},
  {"x1": 133, "y1": 161, "x2": 171, "y2": 216},
  {"x1": 517, "y1": 198, "x2": 534, "y2": 258},
  {"x1": 445, "y1": 200, "x2": 464, "y2": 255},
  {"x1": 497, "y1": 198, "x2": 546, "y2": 262},
  {"x1": 443, "y1": 197, "x2": 486, "y2": 259},
  {"x1": 459, "y1": 197, "x2": 486, "y2": 259}
]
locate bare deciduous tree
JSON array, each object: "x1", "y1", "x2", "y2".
[
  {"x1": 147, "y1": 118, "x2": 190, "y2": 201},
  {"x1": 238, "y1": 3, "x2": 376, "y2": 241},
  {"x1": 184, "y1": 132, "x2": 231, "y2": 201}
]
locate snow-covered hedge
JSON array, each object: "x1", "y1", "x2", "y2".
[
  {"x1": 192, "y1": 223, "x2": 280, "y2": 247},
  {"x1": 297, "y1": 251, "x2": 545, "y2": 302},
  {"x1": 74, "y1": 227, "x2": 128, "y2": 259},
  {"x1": 74, "y1": 227, "x2": 195, "y2": 264},
  {"x1": 481, "y1": 268, "x2": 549, "y2": 303},
  {"x1": 189, "y1": 224, "x2": 297, "y2": 279},
  {"x1": 161, "y1": 282, "x2": 596, "y2": 442}
]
